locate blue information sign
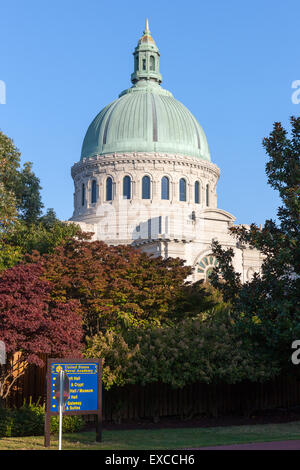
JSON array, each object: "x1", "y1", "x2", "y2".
[{"x1": 50, "y1": 362, "x2": 99, "y2": 412}]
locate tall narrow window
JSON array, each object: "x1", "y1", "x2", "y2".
[
  {"x1": 161, "y1": 176, "x2": 169, "y2": 200},
  {"x1": 206, "y1": 184, "x2": 209, "y2": 207},
  {"x1": 106, "y1": 177, "x2": 113, "y2": 201},
  {"x1": 135, "y1": 55, "x2": 139, "y2": 71},
  {"x1": 195, "y1": 181, "x2": 200, "y2": 204},
  {"x1": 142, "y1": 58, "x2": 146, "y2": 70},
  {"x1": 81, "y1": 183, "x2": 85, "y2": 206},
  {"x1": 179, "y1": 178, "x2": 186, "y2": 202},
  {"x1": 123, "y1": 175, "x2": 131, "y2": 199},
  {"x1": 91, "y1": 180, "x2": 97, "y2": 203},
  {"x1": 142, "y1": 175, "x2": 151, "y2": 199},
  {"x1": 150, "y1": 55, "x2": 155, "y2": 71}
]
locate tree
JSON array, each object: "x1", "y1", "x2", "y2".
[
  {"x1": 209, "y1": 241, "x2": 242, "y2": 304},
  {"x1": 0, "y1": 212, "x2": 82, "y2": 272},
  {"x1": 15, "y1": 161, "x2": 43, "y2": 224},
  {"x1": 39, "y1": 208, "x2": 59, "y2": 229},
  {"x1": 32, "y1": 237, "x2": 217, "y2": 335},
  {"x1": 0, "y1": 131, "x2": 44, "y2": 228},
  {"x1": 210, "y1": 116, "x2": 300, "y2": 371},
  {"x1": 85, "y1": 306, "x2": 280, "y2": 390},
  {"x1": 0, "y1": 131, "x2": 21, "y2": 230},
  {"x1": 0, "y1": 262, "x2": 83, "y2": 403},
  {"x1": 0, "y1": 131, "x2": 85, "y2": 271}
]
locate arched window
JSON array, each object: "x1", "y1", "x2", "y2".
[
  {"x1": 150, "y1": 55, "x2": 155, "y2": 71},
  {"x1": 179, "y1": 178, "x2": 186, "y2": 201},
  {"x1": 81, "y1": 183, "x2": 85, "y2": 206},
  {"x1": 142, "y1": 175, "x2": 151, "y2": 199},
  {"x1": 106, "y1": 177, "x2": 113, "y2": 201},
  {"x1": 161, "y1": 176, "x2": 169, "y2": 200},
  {"x1": 123, "y1": 175, "x2": 131, "y2": 200},
  {"x1": 195, "y1": 181, "x2": 200, "y2": 204},
  {"x1": 91, "y1": 180, "x2": 97, "y2": 204},
  {"x1": 206, "y1": 184, "x2": 209, "y2": 207},
  {"x1": 197, "y1": 254, "x2": 218, "y2": 279}
]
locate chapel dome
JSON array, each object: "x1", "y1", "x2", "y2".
[{"x1": 80, "y1": 21, "x2": 210, "y2": 162}]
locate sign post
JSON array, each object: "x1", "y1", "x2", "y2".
[
  {"x1": 59, "y1": 371, "x2": 63, "y2": 450},
  {"x1": 54, "y1": 370, "x2": 70, "y2": 450},
  {"x1": 44, "y1": 358, "x2": 102, "y2": 448}
]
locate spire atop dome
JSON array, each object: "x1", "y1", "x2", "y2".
[
  {"x1": 131, "y1": 20, "x2": 162, "y2": 85},
  {"x1": 144, "y1": 18, "x2": 150, "y2": 34}
]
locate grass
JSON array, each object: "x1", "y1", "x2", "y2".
[{"x1": 1, "y1": 421, "x2": 300, "y2": 450}]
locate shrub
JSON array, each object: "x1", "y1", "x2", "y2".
[
  {"x1": 0, "y1": 407, "x2": 14, "y2": 437},
  {"x1": 11, "y1": 401, "x2": 45, "y2": 436},
  {"x1": 0, "y1": 400, "x2": 84, "y2": 437},
  {"x1": 85, "y1": 306, "x2": 281, "y2": 389},
  {"x1": 50, "y1": 414, "x2": 84, "y2": 434}
]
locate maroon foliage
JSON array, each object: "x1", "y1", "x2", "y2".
[{"x1": 0, "y1": 262, "x2": 83, "y2": 399}]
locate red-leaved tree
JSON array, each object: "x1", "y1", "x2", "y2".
[
  {"x1": 0, "y1": 262, "x2": 83, "y2": 402},
  {"x1": 32, "y1": 238, "x2": 215, "y2": 335}
]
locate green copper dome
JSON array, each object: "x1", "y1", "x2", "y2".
[{"x1": 80, "y1": 21, "x2": 210, "y2": 162}]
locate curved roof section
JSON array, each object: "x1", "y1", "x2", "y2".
[{"x1": 81, "y1": 83, "x2": 210, "y2": 161}]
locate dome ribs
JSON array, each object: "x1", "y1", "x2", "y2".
[
  {"x1": 81, "y1": 86, "x2": 210, "y2": 160},
  {"x1": 103, "y1": 99, "x2": 122, "y2": 145},
  {"x1": 151, "y1": 94, "x2": 158, "y2": 142}
]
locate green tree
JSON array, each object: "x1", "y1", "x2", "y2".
[
  {"x1": 0, "y1": 132, "x2": 80, "y2": 270},
  {"x1": 210, "y1": 116, "x2": 300, "y2": 371},
  {"x1": 0, "y1": 217, "x2": 82, "y2": 271},
  {"x1": 39, "y1": 208, "x2": 58, "y2": 229},
  {"x1": 15, "y1": 161, "x2": 43, "y2": 224},
  {"x1": 85, "y1": 306, "x2": 279, "y2": 390},
  {"x1": 0, "y1": 131, "x2": 21, "y2": 230},
  {"x1": 0, "y1": 131, "x2": 44, "y2": 227}
]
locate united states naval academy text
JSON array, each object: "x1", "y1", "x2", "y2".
[{"x1": 105, "y1": 454, "x2": 195, "y2": 467}]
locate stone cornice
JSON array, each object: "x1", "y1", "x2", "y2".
[{"x1": 71, "y1": 152, "x2": 220, "y2": 179}]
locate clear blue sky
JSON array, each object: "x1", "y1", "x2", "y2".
[{"x1": 0, "y1": 0, "x2": 299, "y2": 225}]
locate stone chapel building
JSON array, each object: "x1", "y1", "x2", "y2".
[{"x1": 70, "y1": 20, "x2": 262, "y2": 282}]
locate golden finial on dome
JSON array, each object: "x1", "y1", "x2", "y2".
[
  {"x1": 140, "y1": 18, "x2": 154, "y2": 43},
  {"x1": 145, "y1": 18, "x2": 150, "y2": 33}
]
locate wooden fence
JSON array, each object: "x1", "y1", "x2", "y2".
[{"x1": 6, "y1": 357, "x2": 300, "y2": 421}]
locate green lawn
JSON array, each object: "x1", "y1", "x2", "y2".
[{"x1": 1, "y1": 421, "x2": 300, "y2": 450}]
